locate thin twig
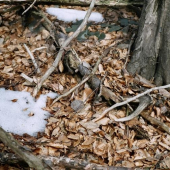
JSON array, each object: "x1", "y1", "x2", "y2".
[
  {"x1": 119, "y1": 96, "x2": 133, "y2": 111},
  {"x1": 114, "y1": 95, "x2": 151, "y2": 122},
  {"x1": 24, "y1": 44, "x2": 40, "y2": 74},
  {"x1": 51, "y1": 47, "x2": 110, "y2": 105},
  {"x1": 21, "y1": 73, "x2": 33, "y2": 83},
  {"x1": 22, "y1": 0, "x2": 37, "y2": 15},
  {"x1": 124, "y1": 33, "x2": 135, "y2": 68},
  {"x1": 33, "y1": 0, "x2": 96, "y2": 97},
  {"x1": 93, "y1": 83, "x2": 170, "y2": 122},
  {"x1": 98, "y1": 72, "x2": 107, "y2": 98},
  {"x1": 31, "y1": 46, "x2": 47, "y2": 53},
  {"x1": 32, "y1": 10, "x2": 58, "y2": 46}
]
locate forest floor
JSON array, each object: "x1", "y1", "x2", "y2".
[{"x1": 0, "y1": 4, "x2": 170, "y2": 170}]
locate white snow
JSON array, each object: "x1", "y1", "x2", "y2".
[
  {"x1": 0, "y1": 88, "x2": 58, "y2": 136},
  {"x1": 46, "y1": 7, "x2": 103, "y2": 23}
]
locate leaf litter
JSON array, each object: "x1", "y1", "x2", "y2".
[{"x1": 0, "y1": 4, "x2": 170, "y2": 170}]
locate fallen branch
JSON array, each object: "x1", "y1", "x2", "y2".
[
  {"x1": 22, "y1": 0, "x2": 36, "y2": 15},
  {"x1": 44, "y1": 156, "x2": 134, "y2": 170},
  {"x1": 94, "y1": 83, "x2": 170, "y2": 122},
  {"x1": 0, "y1": 153, "x2": 134, "y2": 170},
  {"x1": 141, "y1": 111, "x2": 170, "y2": 135},
  {"x1": 114, "y1": 95, "x2": 151, "y2": 122},
  {"x1": 33, "y1": 0, "x2": 96, "y2": 97},
  {"x1": 24, "y1": 44, "x2": 40, "y2": 74},
  {"x1": 0, "y1": 127, "x2": 51, "y2": 170},
  {"x1": 51, "y1": 47, "x2": 110, "y2": 105}
]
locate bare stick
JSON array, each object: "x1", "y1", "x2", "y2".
[
  {"x1": 33, "y1": 0, "x2": 96, "y2": 97},
  {"x1": 20, "y1": 73, "x2": 33, "y2": 83},
  {"x1": 114, "y1": 95, "x2": 151, "y2": 122},
  {"x1": 32, "y1": 46, "x2": 47, "y2": 52},
  {"x1": 141, "y1": 111, "x2": 170, "y2": 135},
  {"x1": 51, "y1": 47, "x2": 110, "y2": 105},
  {"x1": 22, "y1": 0, "x2": 37, "y2": 15},
  {"x1": 124, "y1": 33, "x2": 135, "y2": 68},
  {"x1": 24, "y1": 44, "x2": 40, "y2": 73},
  {"x1": 94, "y1": 83, "x2": 170, "y2": 122},
  {"x1": 52, "y1": 76, "x2": 90, "y2": 105}
]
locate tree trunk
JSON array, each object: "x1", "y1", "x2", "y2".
[
  {"x1": 127, "y1": 0, "x2": 170, "y2": 86},
  {"x1": 0, "y1": 0, "x2": 143, "y2": 6}
]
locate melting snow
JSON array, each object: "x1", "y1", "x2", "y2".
[
  {"x1": 0, "y1": 88, "x2": 58, "y2": 136},
  {"x1": 46, "y1": 7, "x2": 103, "y2": 23}
]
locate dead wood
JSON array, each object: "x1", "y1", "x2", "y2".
[
  {"x1": 0, "y1": 153, "x2": 134, "y2": 170},
  {"x1": 0, "y1": 127, "x2": 52, "y2": 170},
  {"x1": 141, "y1": 111, "x2": 170, "y2": 135},
  {"x1": 0, "y1": 0, "x2": 143, "y2": 6},
  {"x1": 44, "y1": 156, "x2": 135, "y2": 170}
]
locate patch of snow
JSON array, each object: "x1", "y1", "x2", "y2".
[
  {"x1": 0, "y1": 88, "x2": 58, "y2": 136},
  {"x1": 46, "y1": 7, "x2": 103, "y2": 23}
]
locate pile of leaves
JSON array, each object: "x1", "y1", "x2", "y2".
[{"x1": 1, "y1": 4, "x2": 170, "y2": 170}]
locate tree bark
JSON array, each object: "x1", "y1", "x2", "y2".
[
  {"x1": 127, "y1": 0, "x2": 170, "y2": 86},
  {"x1": 0, "y1": 0, "x2": 143, "y2": 6}
]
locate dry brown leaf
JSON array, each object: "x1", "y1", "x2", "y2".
[
  {"x1": 2, "y1": 65, "x2": 13, "y2": 73},
  {"x1": 47, "y1": 143, "x2": 67, "y2": 149},
  {"x1": 134, "y1": 149, "x2": 147, "y2": 160},
  {"x1": 35, "y1": 34, "x2": 42, "y2": 41},
  {"x1": 22, "y1": 58, "x2": 30, "y2": 66},
  {"x1": 93, "y1": 140, "x2": 108, "y2": 158},
  {"x1": 96, "y1": 117, "x2": 110, "y2": 125},
  {"x1": 41, "y1": 29, "x2": 50, "y2": 39},
  {"x1": 82, "y1": 87, "x2": 93, "y2": 102},
  {"x1": 122, "y1": 161, "x2": 135, "y2": 168},
  {"x1": 77, "y1": 104, "x2": 92, "y2": 119},
  {"x1": 80, "y1": 121, "x2": 99, "y2": 130},
  {"x1": 51, "y1": 127, "x2": 60, "y2": 137},
  {"x1": 163, "y1": 156, "x2": 170, "y2": 168},
  {"x1": 82, "y1": 136, "x2": 95, "y2": 145},
  {"x1": 48, "y1": 147, "x2": 60, "y2": 156},
  {"x1": 57, "y1": 134, "x2": 71, "y2": 146},
  {"x1": 67, "y1": 134, "x2": 80, "y2": 140},
  {"x1": 48, "y1": 117, "x2": 59, "y2": 124}
]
